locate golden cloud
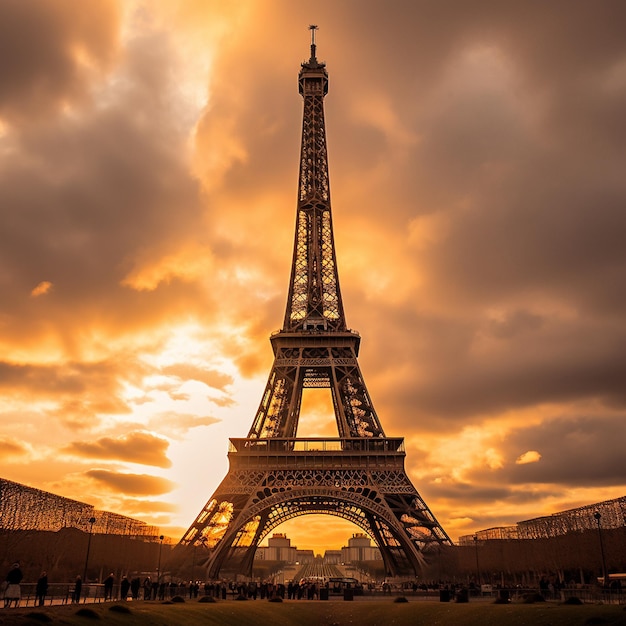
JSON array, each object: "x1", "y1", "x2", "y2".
[
  {"x1": 160, "y1": 363, "x2": 233, "y2": 391},
  {"x1": 2, "y1": 1, "x2": 626, "y2": 545},
  {"x1": 121, "y1": 244, "x2": 213, "y2": 292},
  {"x1": 0, "y1": 436, "x2": 29, "y2": 459},
  {"x1": 30, "y1": 281, "x2": 53, "y2": 297},
  {"x1": 63, "y1": 431, "x2": 171, "y2": 468},
  {"x1": 142, "y1": 412, "x2": 222, "y2": 439},
  {"x1": 516, "y1": 450, "x2": 542, "y2": 465},
  {"x1": 85, "y1": 469, "x2": 175, "y2": 496},
  {"x1": 118, "y1": 498, "x2": 178, "y2": 515}
]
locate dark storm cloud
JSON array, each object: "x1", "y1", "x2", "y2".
[
  {"x1": 329, "y1": 3, "x2": 626, "y2": 430},
  {"x1": 0, "y1": 0, "x2": 120, "y2": 122},
  {"x1": 469, "y1": 415, "x2": 626, "y2": 487},
  {"x1": 0, "y1": 22, "x2": 210, "y2": 352},
  {"x1": 316, "y1": 0, "x2": 626, "y2": 317},
  {"x1": 85, "y1": 469, "x2": 174, "y2": 496},
  {"x1": 361, "y1": 303, "x2": 626, "y2": 427},
  {"x1": 63, "y1": 431, "x2": 171, "y2": 468},
  {"x1": 415, "y1": 163, "x2": 626, "y2": 314},
  {"x1": 425, "y1": 481, "x2": 561, "y2": 508}
]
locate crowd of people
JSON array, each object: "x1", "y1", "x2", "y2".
[
  {"x1": 0, "y1": 566, "x2": 332, "y2": 607},
  {"x1": 3, "y1": 563, "x2": 622, "y2": 608}
]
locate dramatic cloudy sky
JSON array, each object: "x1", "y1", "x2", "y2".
[{"x1": 2, "y1": 1, "x2": 625, "y2": 552}]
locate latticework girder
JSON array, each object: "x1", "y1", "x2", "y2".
[
  {"x1": 178, "y1": 30, "x2": 450, "y2": 578},
  {"x1": 284, "y1": 38, "x2": 344, "y2": 334},
  {"x1": 517, "y1": 495, "x2": 626, "y2": 539},
  {"x1": 183, "y1": 464, "x2": 433, "y2": 578},
  {"x1": 248, "y1": 337, "x2": 384, "y2": 439}
]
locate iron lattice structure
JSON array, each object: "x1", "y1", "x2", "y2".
[
  {"x1": 179, "y1": 29, "x2": 451, "y2": 578},
  {"x1": 0, "y1": 477, "x2": 161, "y2": 539},
  {"x1": 456, "y1": 495, "x2": 626, "y2": 545},
  {"x1": 517, "y1": 496, "x2": 626, "y2": 540}
]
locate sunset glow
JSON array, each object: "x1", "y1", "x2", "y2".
[{"x1": 1, "y1": 1, "x2": 625, "y2": 552}]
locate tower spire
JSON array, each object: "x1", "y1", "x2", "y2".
[
  {"x1": 247, "y1": 29, "x2": 381, "y2": 441},
  {"x1": 288, "y1": 25, "x2": 336, "y2": 333}
]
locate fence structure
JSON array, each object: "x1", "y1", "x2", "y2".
[
  {"x1": 518, "y1": 496, "x2": 625, "y2": 540},
  {"x1": 8, "y1": 581, "x2": 625, "y2": 606},
  {"x1": 0, "y1": 478, "x2": 159, "y2": 538},
  {"x1": 458, "y1": 495, "x2": 625, "y2": 545}
]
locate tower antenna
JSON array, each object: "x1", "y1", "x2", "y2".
[{"x1": 309, "y1": 24, "x2": 318, "y2": 60}]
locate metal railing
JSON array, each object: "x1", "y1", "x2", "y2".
[
  {"x1": 228, "y1": 438, "x2": 405, "y2": 454},
  {"x1": 5, "y1": 583, "x2": 118, "y2": 607},
  {"x1": 5, "y1": 582, "x2": 625, "y2": 606}
]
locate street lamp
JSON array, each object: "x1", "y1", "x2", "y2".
[
  {"x1": 191, "y1": 541, "x2": 197, "y2": 582},
  {"x1": 191, "y1": 536, "x2": 207, "y2": 583},
  {"x1": 593, "y1": 512, "x2": 607, "y2": 585},
  {"x1": 156, "y1": 535, "x2": 165, "y2": 584},
  {"x1": 473, "y1": 534, "x2": 481, "y2": 591},
  {"x1": 83, "y1": 517, "x2": 96, "y2": 581}
]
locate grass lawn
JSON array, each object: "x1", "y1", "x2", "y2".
[{"x1": 2, "y1": 599, "x2": 625, "y2": 626}]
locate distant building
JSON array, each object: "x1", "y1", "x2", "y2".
[
  {"x1": 323, "y1": 549, "x2": 342, "y2": 564},
  {"x1": 257, "y1": 533, "x2": 298, "y2": 562},
  {"x1": 254, "y1": 535, "x2": 314, "y2": 563},
  {"x1": 296, "y1": 549, "x2": 315, "y2": 563},
  {"x1": 341, "y1": 533, "x2": 381, "y2": 562},
  {"x1": 254, "y1": 532, "x2": 383, "y2": 565}
]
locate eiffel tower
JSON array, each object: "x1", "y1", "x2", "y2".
[{"x1": 179, "y1": 27, "x2": 451, "y2": 578}]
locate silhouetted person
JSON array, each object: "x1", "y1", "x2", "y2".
[
  {"x1": 35, "y1": 571, "x2": 48, "y2": 607},
  {"x1": 72, "y1": 576, "x2": 82, "y2": 603},
  {"x1": 120, "y1": 575, "x2": 131, "y2": 601},
  {"x1": 4, "y1": 563, "x2": 23, "y2": 608},
  {"x1": 130, "y1": 577, "x2": 140, "y2": 599},
  {"x1": 104, "y1": 573, "x2": 115, "y2": 601}
]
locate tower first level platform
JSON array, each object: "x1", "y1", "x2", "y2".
[{"x1": 182, "y1": 437, "x2": 450, "y2": 578}]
